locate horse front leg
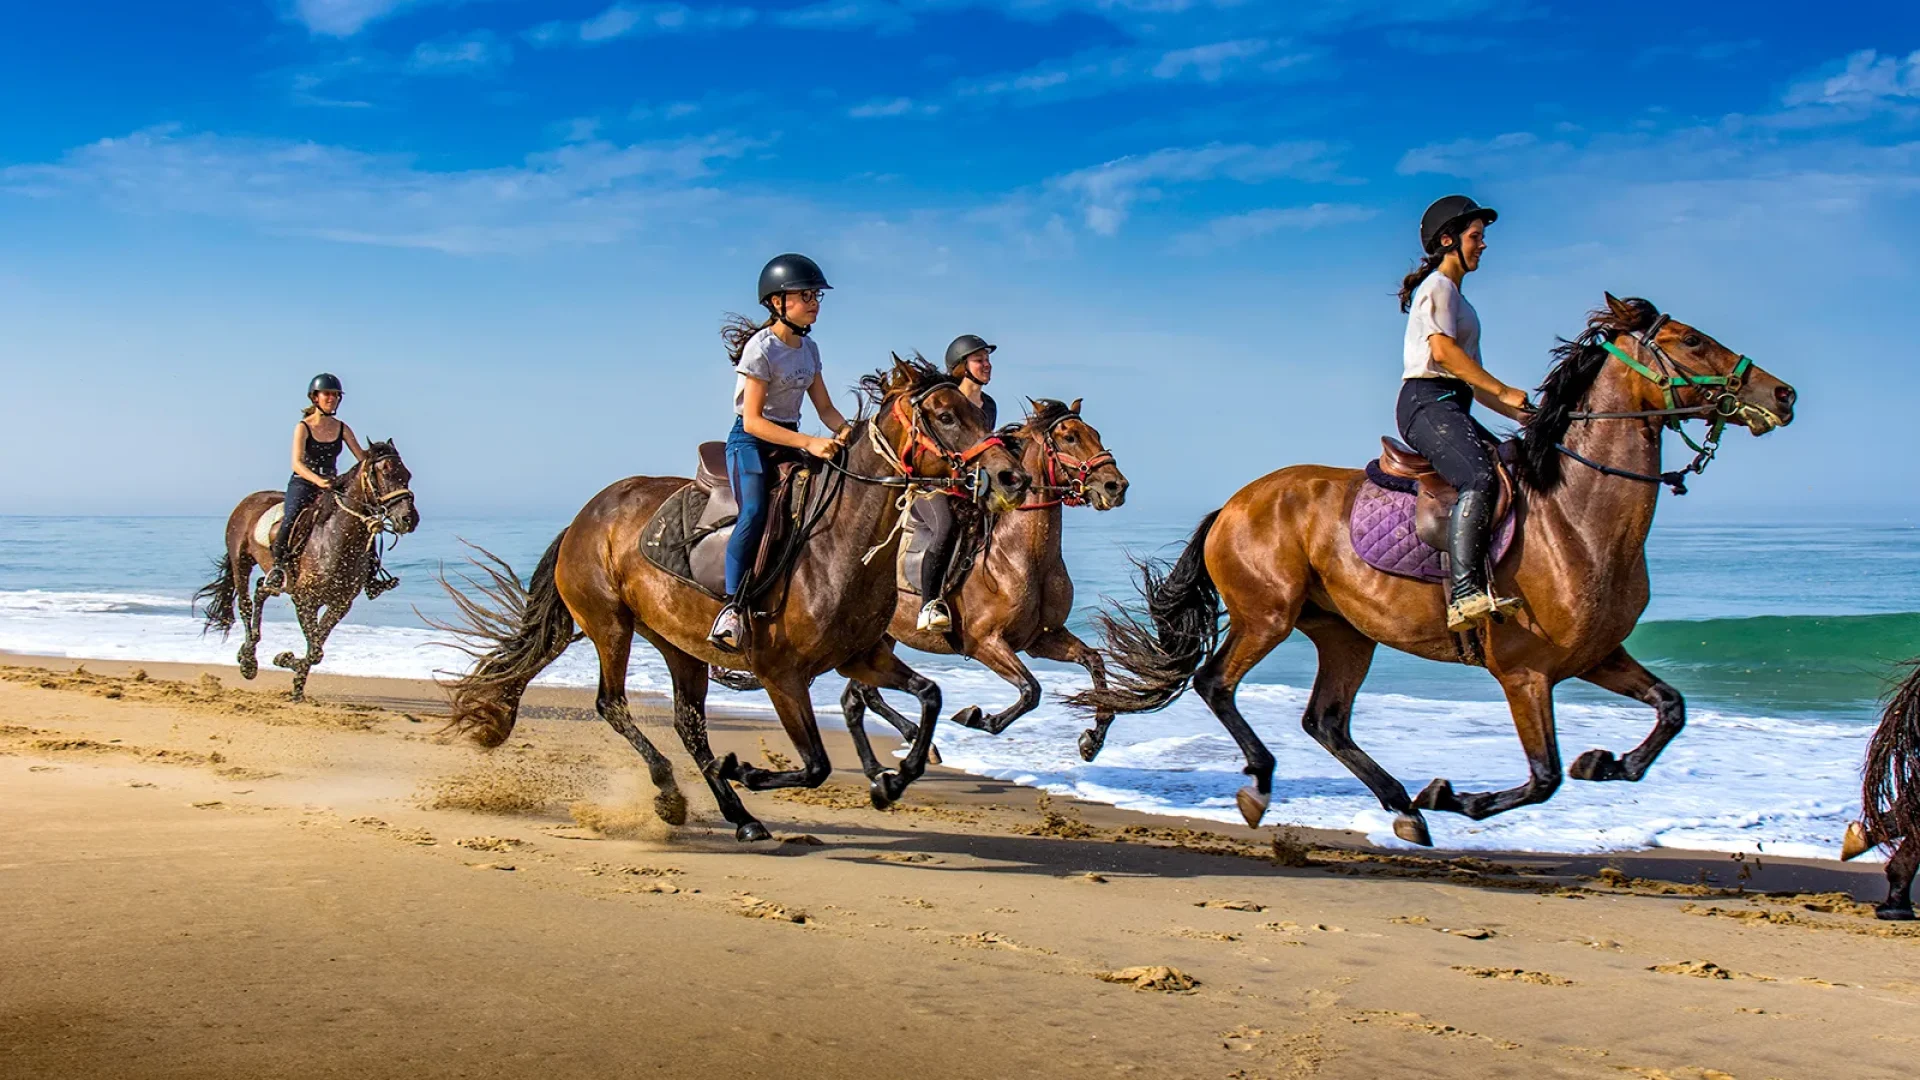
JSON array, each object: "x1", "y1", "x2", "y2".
[
  {"x1": 839, "y1": 678, "x2": 893, "y2": 781},
  {"x1": 1568, "y1": 646, "x2": 1685, "y2": 782},
  {"x1": 274, "y1": 596, "x2": 343, "y2": 702},
  {"x1": 1028, "y1": 627, "x2": 1112, "y2": 761},
  {"x1": 836, "y1": 644, "x2": 941, "y2": 809},
  {"x1": 1879, "y1": 836, "x2": 1919, "y2": 920},
  {"x1": 943, "y1": 634, "x2": 1039, "y2": 736},
  {"x1": 1415, "y1": 669, "x2": 1564, "y2": 821},
  {"x1": 727, "y1": 669, "x2": 836, "y2": 793}
]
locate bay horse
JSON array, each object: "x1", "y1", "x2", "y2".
[
  {"x1": 194, "y1": 440, "x2": 419, "y2": 702},
  {"x1": 437, "y1": 356, "x2": 1029, "y2": 842},
  {"x1": 1073, "y1": 295, "x2": 1795, "y2": 845},
  {"x1": 835, "y1": 398, "x2": 1131, "y2": 780},
  {"x1": 1840, "y1": 661, "x2": 1920, "y2": 919}
]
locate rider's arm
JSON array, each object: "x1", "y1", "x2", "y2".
[
  {"x1": 740, "y1": 378, "x2": 837, "y2": 458},
  {"x1": 289, "y1": 422, "x2": 332, "y2": 487},
  {"x1": 1428, "y1": 334, "x2": 1531, "y2": 421},
  {"x1": 806, "y1": 372, "x2": 851, "y2": 440},
  {"x1": 340, "y1": 424, "x2": 367, "y2": 463}
]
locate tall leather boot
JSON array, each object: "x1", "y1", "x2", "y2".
[
  {"x1": 263, "y1": 528, "x2": 291, "y2": 593},
  {"x1": 1444, "y1": 488, "x2": 1520, "y2": 632}
]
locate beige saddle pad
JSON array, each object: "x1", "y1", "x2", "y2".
[{"x1": 253, "y1": 502, "x2": 285, "y2": 548}]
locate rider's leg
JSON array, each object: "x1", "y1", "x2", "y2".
[
  {"x1": 915, "y1": 493, "x2": 956, "y2": 632},
  {"x1": 265, "y1": 477, "x2": 320, "y2": 592},
  {"x1": 713, "y1": 421, "x2": 771, "y2": 650},
  {"x1": 1397, "y1": 379, "x2": 1509, "y2": 628}
]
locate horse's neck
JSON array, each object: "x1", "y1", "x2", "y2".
[
  {"x1": 1537, "y1": 361, "x2": 1662, "y2": 556},
  {"x1": 798, "y1": 422, "x2": 910, "y2": 585}
]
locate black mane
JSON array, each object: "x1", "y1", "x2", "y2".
[
  {"x1": 858, "y1": 352, "x2": 955, "y2": 407},
  {"x1": 1518, "y1": 297, "x2": 1659, "y2": 491}
]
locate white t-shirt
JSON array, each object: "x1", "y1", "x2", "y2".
[
  {"x1": 734, "y1": 328, "x2": 821, "y2": 424},
  {"x1": 1402, "y1": 272, "x2": 1481, "y2": 381}
]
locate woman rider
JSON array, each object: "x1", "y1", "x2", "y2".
[
  {"x1": 910, "y1": 334, "x2": 1001, "y2": 632},
  {"x1": 1398, "y1": 195, "x2": 1533, "y2": 632},
  {"x1": 709, "y1": 253, "x2": 853, "y2": 652},
  {"x1": 262, "y1": 373, "x2": 368, "y2": 593}
]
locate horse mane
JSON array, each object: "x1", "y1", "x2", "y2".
[
  {"x1": 1518, "y1": 296, "x2": 1659, "y2": 492},
  {"x1": 857, "y1": 352, "x2": 955, "y2": 407},
  {"x1": 1026, "y1": 398, "x2": 1074, "y2": 428}
]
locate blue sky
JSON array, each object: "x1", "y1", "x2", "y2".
[{"x1": 2, "y1": 1, "x2": 1916, "y2": 520}]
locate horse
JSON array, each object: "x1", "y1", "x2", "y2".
[
  {"x1": 435, "y1": 356, "x2": 1030, "y2": 842},
  {"x1": 832, "y1": 398, "x2": 1130, "y2": 781},
  {"x1": 1840, "y1": 661, "x2": 1920, "y2": 919},
  {"x1": 1071, "y1": 295, "x2": 1795, "y2": 845},
  {"x1": 194, "y1": 440, "x2": 419, "y2": 702}
]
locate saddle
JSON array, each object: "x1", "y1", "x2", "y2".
[
  {"x1": 641, "y1": 442, "x2": 811, "y2": 602},
  {"x1": 1349, "y1": 437, "x2": 1519, "y2": 584},
  {"x1": 253, "y1": 500, "x2": 320, "y2": 563},
  {"x1": 894, "y1": 495, "x2": 977, "y2": 597}
]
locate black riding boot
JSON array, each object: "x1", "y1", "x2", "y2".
[
  {"x1": 1444, "y1": 488, "x2": 1517, "y2": 631},
  {"x1": 264, "y1": 528, "x2": 292, "y2": 593}
]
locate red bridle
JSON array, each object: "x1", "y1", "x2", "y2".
[
  {"x1": 1020, "y1": 418, "x2": 1115, "y2": 510},
  {"x1": 882, "y1": 388, "x2": 1006, "y2": 495}
]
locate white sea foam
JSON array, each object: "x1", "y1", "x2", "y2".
[{"x1": 0, "y1": 589, "x2": 1871, "y2": 859}]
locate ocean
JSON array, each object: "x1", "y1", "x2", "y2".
[{"x1": 4, "y1": 511, "x2": 1916, "y2": 859}]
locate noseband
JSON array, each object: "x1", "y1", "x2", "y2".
[
  {"x1": 333, "y1": 457, "x2": 415, "y2": 541},
  {"x1": 1021, "y1": 415, "x2": 1115, "y2": 510},
  {"x1": 869, "y1": 384, "x2": 1008, "y2": 498}
]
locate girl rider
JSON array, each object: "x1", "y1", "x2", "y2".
[
  {"x1": 263, "y1": 373, "x2": 370, "y2": 593},
  {"x1": 911, "y1": 334, "x2": 1001, "y2": 633},
  {"x1": 1398, "y1": 196, "x2": 1533, "y2": 632},
  {"x1": 710, "y1": 253, "x2": 853, "y2": 652}
]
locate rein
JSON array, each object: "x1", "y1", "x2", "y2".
[
  {"x1": 331, "y1": 460, "x2": 414, "y2": 550},
  {"x1": 1552, "y1": 313, "x2": 1766, "y2": 496},
  {"x1": 1019, "y1": 415, "x2": 1115, "y2": 510}
]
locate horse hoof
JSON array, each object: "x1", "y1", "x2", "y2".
[
  {"x1": 1876, "y1": 904, "x2": 1916, "y2": 922},
  {"x1": 1413, "y1": 778, "x2": 1457, "y2": 813},
  {"x1": 736, "y1": 822, "x2": 772, "y2": 843},
  {"x1": 951, "y1": 705, "x2": 985, "y2": 731},
  {"x1": 1841, "y1": 821, "x2": 1873, "y2": 861},
  {"x1": 238, "y1": 659, "x2": 257, "y2": 680},
  {"x1": 1078, "y1": 729, "x2": 1105, "y2": 763},
  {"x1": 653, "y1": 787, "x2": 689, "y2": 827},
  {"x1": 870, "y1": 771, "x2": 902, "y2": 810},
  {"x1": 272, "y1": 651, "x2": 298, "y2": 670},
  {"x1": 1392, "y1": 812, "x2": 1433, "y2": 847},
  {"x1": 1569, "y1": 748, "x2": 1621, "y2": 782},
  {"x1": 708, "y1": 752, "x2": 742, "y2": 784},
  {"x1": 1235, "y1": 787, "x2": 1270, "y2": 828}
]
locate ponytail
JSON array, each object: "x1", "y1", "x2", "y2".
[
  {"x1": 301, "y1": 404, "x2": 319, "y2": 419},
  {"x1": 721, "y1": 306, "x2": 777, "y2": 366},
  {"x1": 1398, "y1": 251, "x2": 1446, "y2": 313}
]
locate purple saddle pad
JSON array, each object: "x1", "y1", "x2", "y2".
[{"x1": 1348, "y1": 480, "x2": 1516, "y2": 583}]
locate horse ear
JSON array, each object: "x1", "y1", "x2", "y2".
[
  {"x1": 1604, "y1": 292, "x2": 1634, "y2": 321},
  {"x1": 1069, "y1": 398, "x2": 1082, "y2": 415}
]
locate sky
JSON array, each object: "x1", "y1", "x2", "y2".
[{"x1": 1, "y1": 1, "x2": 1916, "y2": 521}]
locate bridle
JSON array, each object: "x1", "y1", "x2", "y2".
[
  {"x1": 1554, "y1": 312, "x2": 1777, "y2": 495},
  {"x1": 332, "y1": 455, "x2": 416, "y2": 548},
  {"x1": 851, "y1": 382, "x2": 1008, "y2": 499},
  {"x1": 1019, "y1": 413, "x2": 1116, "y2": 510}
]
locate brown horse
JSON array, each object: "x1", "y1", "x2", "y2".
[
  {"x1": 195, "y1": 440, "x2": 419, "y2": 701},
  {"x1": 437, "y1": 356, "x2": 1029, "y2": 842},
  {"x1": 1840, "y1": 662, "x2": 1920, "y2": 919},
  {"x1": 1073, "y1": 295, "x2": 1795, "y2": 845},
  {"x1": 834, "y1": 398, "x2": 1130, "y2": 779}
]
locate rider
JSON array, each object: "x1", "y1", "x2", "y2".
[
  {"x1": 263, "y1": 373, "x2": 368, "y2": 594},
  {"x1": 1398, "y1": 195, "x2": 1533, "y2": 632},
  {"x1": 709, "y1": 253, "x2": 853, "y2": 652},
  {"x1": 910, "y1": 334, "x2": 1002, "y2": 633}
]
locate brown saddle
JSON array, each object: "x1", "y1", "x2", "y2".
[
  {"x1": 641, "y1": 442, "x2": 810, "y2": 601},
  {"x1": 1375, "y1": 437, "x2": 1517, "y2": 552}
]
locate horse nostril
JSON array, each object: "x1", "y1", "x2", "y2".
[
  {"x1": 1775, "y1": 386, "x2": 1796, "y2": 405},
  {"x1": 997, "y1": 469, "x2": 1022, "y2": 491}
]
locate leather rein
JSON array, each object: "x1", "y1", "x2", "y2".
[
  {"x1": 330, "y1": 458, "x2": 414, "y2": 549},
  {"x1": 838, "y1": 383, "x2": 1007, "y2": 498}
]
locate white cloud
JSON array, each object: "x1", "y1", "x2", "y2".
[
  {"x1": 848, "y1": 97, "x2": 916, "y2": 118},
  {"x1": 775, "y1": 0, "x2": 916, "y2": 33},
  {"x1": 1049, "y1": 141, "x2": 1342, "y2": 235},
  {"x1": 283, "y1": 0, "x2": 453, "y2": 37},
  {"x1": 407, "y1": 32, "x2": 512, "y2": 75},
  {"x1": 1783, "y1": 49, "x2": 1920, "y2": 108},
  {"x1": 1170, "y1": 202, "x2": 1375, "y2": 254},
  {"x1": 1151, "y1": 38, "x2": 1271, "y2": 81},
  {"x1": 527, "y1": 3, "x2": 757, "y2": 46},
  {"x1": 1, "y1": 127, "x2": 761, "y2": 255},
  {"x1": 1396, "y1": 131, "x2": 1541, "y2": 176}
]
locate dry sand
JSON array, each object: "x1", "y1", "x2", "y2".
[{"x1": 2, "y1": 652, "x2": 1914, "y2": 1079}]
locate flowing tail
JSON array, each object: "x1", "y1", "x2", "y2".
[
  {"x1": 1068, "y1": 511, "x2": 1222, "y2": 716},
  {"x1": 193, "y1": 554, "x2": 238, "y2": 638},
  {"x1": 425, "y1": 532, "x2": 580, "y2": 748},
  {"x1": 1861, "y1": 661, "x2": 1920, "y2": 854}
]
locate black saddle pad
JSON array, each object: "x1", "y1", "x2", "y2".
[{"x1": 641, "y1": 484, "x2": 731, "y2": 600}]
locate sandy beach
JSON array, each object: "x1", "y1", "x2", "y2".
[{"x1": 3, "y1": 652, "x2": 1913, "y2": 1080}]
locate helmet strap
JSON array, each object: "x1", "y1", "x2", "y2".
[{"x1": 771, "y1": 294, "x2": 812, "y2": 338}]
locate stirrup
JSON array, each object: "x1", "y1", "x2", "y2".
[
  {"x1": 1446, "y1": 590, "x2": 1522, "y2": 633},
  {"x1": 708, "y1": 606, "x2": 743, "y2": 653},
  {"x1": 261, "y1": 566, "x2": 287, "y2": 594},
  {"x1": 916, "y1": 599, "x2": 952, "y2": 633}
]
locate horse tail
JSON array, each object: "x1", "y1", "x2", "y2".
[
  {"x1": 430, "y1": 531, "x2": 580, "y2": 749},
  {"x1": 1068, "y1": 510, "x2": 1222, "y2": 715},
  {"x1": 192, "y1": 554, "x2": 238, "y2": 639},
  {"x1": 1864, "y1": 660, "x2": 1920, "y2": 849}
]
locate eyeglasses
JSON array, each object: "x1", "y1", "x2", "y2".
[{"x1": 791, "y1": 289, "x2": 825, "y2": 305}]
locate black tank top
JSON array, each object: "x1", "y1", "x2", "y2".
[{"x1": 301, "y1": 419, "x2": 344, "y2": 477}]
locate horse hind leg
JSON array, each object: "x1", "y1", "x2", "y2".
[
  {"x1": 1568, "y1": 646, "x2": 1684, "y2": 783},
  {"x1": 1193, "y1": 616, "x2": 1293, "y2": 828},
  {"x1": 1880, "y1": 836, "x2": 1919, "y2": 920},
  {"x1": 840, "y1": 679, "x2": 891, "y2": 781},
  {"x1": 1295, "y1": 618, "x2": 1430, "y2": 845},
  {"x1": 651, "y1": 641, "x2": 767, "y2": 842},
  {"x1": 234, "y1": 552, "x2": 262, "y2": 680}
]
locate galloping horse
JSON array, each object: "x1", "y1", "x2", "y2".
[
  {"x1": 195, "y1": 441, "x2": 419, "y2": 701},
  {"x1": 835, "y1": 398, "x2": 1130, "y2": 780},
  {"x1": 1841, "y1": 661, "x2": 1920, "y2": 919},
  {"x1": 1074, "y1": 296, "x2": 1795, "y2": 845},
  {"x1": 438, "y1": 357, "x2": 1028, "y2": 842}
]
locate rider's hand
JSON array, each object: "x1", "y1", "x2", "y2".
[
  {"x1": 803, "y1": 436, "x2": 840, "y2": 459},
  {"x1": 315, "y1": 478, "x2": 333, "y2": 489},
  {"x1": 1498, "y1": 386, "x2": 1533, "y2": 416}
]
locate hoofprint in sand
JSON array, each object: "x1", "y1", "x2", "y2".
[{"x1": 2, "y1": 655, "x2": 1913, "y2": 1080}]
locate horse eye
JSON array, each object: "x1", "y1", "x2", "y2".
[
  {"x1": 937, "y1": 411, "x2": 955, "y2": 425},
  {"x1": 1682, "y1": 335, "x2": 1701, "y2": 348},
  {"x1": 1061, "y1": 432, "x2": 1078, "y2": 444}
]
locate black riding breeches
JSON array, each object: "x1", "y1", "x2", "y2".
[
  {"x1": 917, "y1": 493, "x2": 957, "y2": 601},
  {"x1": 276, "y1": 476, "x2": 326, "y2": 557},
  {"x1": 1396, "y1": 378, "x2": 1497, "y2": 496}
]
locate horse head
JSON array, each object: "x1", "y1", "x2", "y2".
[
  {"x1": 355, "y1": 439, "x2": 420, "y2": 534},
  {"x1": 1022, "y1": 397, "x2": 1128, "y2": 510},
  {"x1": 1598, "y1": 293, "x2": 1795, "y2": 435},
  {"x1": 865, "y1": 353, "x2": 1029, "y2": 512}
]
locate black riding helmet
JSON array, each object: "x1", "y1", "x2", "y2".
[
  {"x1": 944, "y1": 334, "x2": 996, "y2": 376},
  {"x1": 757, "y1": 253, "x2": 832, "y2": 303},
  {"x1": 308, "y1": 372, "x2": 343, "y2": 398},
  {"x1": 1420, "y1": 195, "x2": 1498, "y2": 255}
]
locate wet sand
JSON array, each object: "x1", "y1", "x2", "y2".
[{"x1": 2, "y1": 653, "x2": 1912, "y2": 1080}]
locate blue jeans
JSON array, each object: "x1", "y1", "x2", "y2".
[{"x1": 723, "y1": 416, "x2": 797, "y2": 598}]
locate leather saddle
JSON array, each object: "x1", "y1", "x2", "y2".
[
  {"x1": 253, "y1": 499, "x2": 320, "y2": 563},
  {"x1": 1373, "y1": 437, "x2": 1517, "y2": 552},
  {"x1": 641, "y1": 442, "x2": 809, "y2": 601}
]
